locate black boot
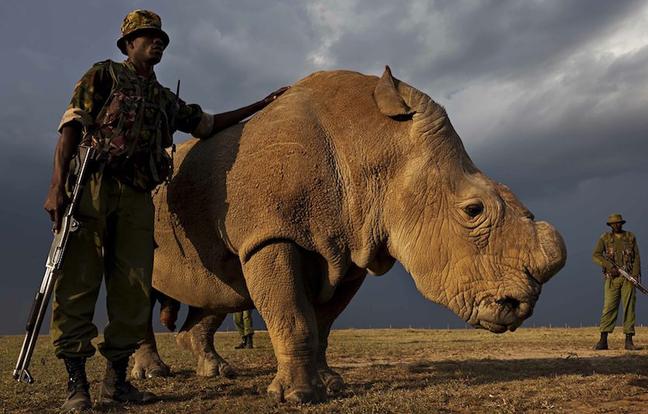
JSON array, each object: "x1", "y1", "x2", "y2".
[
  {"x1": 99, "y1": 357, "x2": 156, "y2": 404},
  {"x1": 594, "y1": 332, "x2": 608, "y2": 350},
  {"x1": 245, "y1": 334, "x2": 254, "y2": 349},
  {"x1": 625, "y1": 333, "x2": 637, "y2": 350},
  {"x1": 61, "y1": 357, "x2": 91, "y2": 412},
  {"x1": 235, "y1": 336, "x2": 247, "y2": 349}
]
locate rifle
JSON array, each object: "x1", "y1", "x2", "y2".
[
  {"x1": 604, "y1": 258, "x2": 648, "y2": 295},
  {"x1": 13, "y1": 145, "x2": 96, "y2": 384}
]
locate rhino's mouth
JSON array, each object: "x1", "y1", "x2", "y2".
[
  {"x1": 467, "y1": 270, "x2": 541, "y2": 333},
  {"x1": 471, "y1": 297, "x2": 534, "y2": 333}
]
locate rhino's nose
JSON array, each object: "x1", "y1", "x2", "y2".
[
  {"x1": 517, "y1": 301, "x2": 533, "y2": 319},
  {"x1": 496, "y1": 297, "x2": 534, "y2": 320},
  {"x1": 534, "y1": 221, "x2": 567, "y2": 283}
]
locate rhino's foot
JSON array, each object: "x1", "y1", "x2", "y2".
[
  {"x1": 176, "y1": 330, "x2": 236, "y2": 378},
  {"x1": 131, "y1": 350, "x2": 171, "y2": 379},
  {"x1": 267, "y1": 368, "x2": 326, "y2": 404},
  {"x1": 196, "y1": 355, "x2": 237, "y2": 378},
  {"x1": 318, "y1": 367, "x2": 344, "y2": 394}
]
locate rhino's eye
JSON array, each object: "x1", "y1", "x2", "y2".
[{"x1": 464, "y1": 203, "x2": 483, "y2": 218}]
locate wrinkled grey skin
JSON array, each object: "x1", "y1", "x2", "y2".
[{"x1": 132, "y1": 67, "x2": 566, "y2": 403}]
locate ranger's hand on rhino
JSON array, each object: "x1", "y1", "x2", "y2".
[
  {"x1": 133, "y1": 66, "x2": 566, "y2": 404},
  {"x1": 206, "y1": 86, "x2": 290, "y2": 137},
  {"x1": 261, "y1": 86, "x2": 290, "y2": 105}
]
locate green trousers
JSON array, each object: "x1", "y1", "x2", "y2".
[
  {"x1": 599, "y1": 276, "x2": 636, "y2": 334},
  {"x1": 51, "y1": 173, "x2": 154, "y2": 361},
  {"x1": 233, "y1": 310, "x2": 254, "y2": 337}
]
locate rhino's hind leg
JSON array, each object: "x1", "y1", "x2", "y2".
[
  {"x1": 243, "y1": 241, "x2": 325, "y2": 404},
  {"x1": 131, "y1": 298, "x2": 172, "y2": 379},
  {"x1": 314, "y1": 267, "x2": 366, "y2": 394},
  {"x1": 176, "y1": 306, "x2": 236, "y2": 378}
]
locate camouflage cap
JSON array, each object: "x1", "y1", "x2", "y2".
[
  {"x1": 117, "y1": 9, "x2": 170, "y2": 55},
  {"x1": 606, "y1": 213, "x2": 626, "y2": 225}
]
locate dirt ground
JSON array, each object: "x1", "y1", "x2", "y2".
[{"x1": 2, "y1": 327, "x2": 648, "y2": 413}]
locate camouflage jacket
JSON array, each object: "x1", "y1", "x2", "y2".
[
  {"x1": 58, "y1": 59, "x2": 213, "y2": 191},
  {"x1": 592, "y1": 231, "x2": 641, "y2": 277}
]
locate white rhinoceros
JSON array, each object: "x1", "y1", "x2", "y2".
[{"x1": 132, "y1": 67, "x2": 566, "y2": 403}]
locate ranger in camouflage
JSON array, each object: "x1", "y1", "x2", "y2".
[
  {"x1": 233, "y1": 310, "x2": 255, "y2": 349},
  {"x1": 43, "y1": 9, "x2": 287, "y2": 412},
  {"x1": 592, "y1": 214, "x2": 641, "y2": 351}
]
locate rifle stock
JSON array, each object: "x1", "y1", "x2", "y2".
[{"x1": 616, "y1": 267, "x2": 648, "y2": 295}]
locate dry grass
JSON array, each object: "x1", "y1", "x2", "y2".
[{"x1": 2, "y1": 327, "x2": 648, "y2": 413}]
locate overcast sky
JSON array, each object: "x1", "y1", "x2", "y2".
[{"x1": 1, "y1": 1, "x2": 647, "y2": 334}]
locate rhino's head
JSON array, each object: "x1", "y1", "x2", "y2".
[{"x1": 376, "y1": 67, "x2": 566, "y2": 333}]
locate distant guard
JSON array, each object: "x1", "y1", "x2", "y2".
[
  {"x1": 592, "y1": 214, "x2": 641, "y2": 350},
  {"x1": 233, "y1": 310, "x2": 255, "y2": 349}
]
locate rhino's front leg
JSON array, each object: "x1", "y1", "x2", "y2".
[
  {"x1": 243, "y1": 241, "x2": 325, "y2": 403},
  {"x1": 314, "y1": 267, "x2": 366, "y2": 394}
]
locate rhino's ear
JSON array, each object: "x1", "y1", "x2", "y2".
[{"x1": 374, "y1": 66, "x2": 415, "y2": 119}]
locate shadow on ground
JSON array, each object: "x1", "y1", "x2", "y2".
[{"x1": 342, "y1": 354, "x2": 648, "y2": 395}]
